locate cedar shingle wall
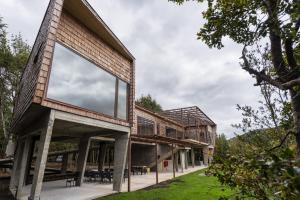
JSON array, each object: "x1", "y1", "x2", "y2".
[
  {"x1": 12, "y1": 0, "x2": 63, "y2": 130},
  {"x1": 38, "y1": 8, "x2": 133, "y2": 127},
  {"x1": 13, "y1": 0, "x2": 134, "y2": 129},
  {"x1": 56, "y1": 12, "x2": 132, "y2": 83}
]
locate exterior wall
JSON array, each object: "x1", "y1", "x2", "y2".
[
  {"x1": 56, "y1": 12, "x2": 132, "y2": 83},
  {"x1": 12, "y1": 0, "x2": 63, "y2": 130},
  {"x1": 39, "y1": 10, "x2": 134, "y2": 127},
  {"x1": 13, "y1": 0, "x2": 135, "y2": 131},
  {"x1": 133, "y1": 107, "x2": 184, "y2": 136},
  {"x1": 184, "y1": 125, "x2": 217, "y2": 145}
]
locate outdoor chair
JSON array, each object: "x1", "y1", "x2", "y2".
[
  {"x1": 102, "y1": 170, "x2": 112, "y2": 183},
  {"x1": 66, "y1": 172, "x2": 80, "y2": 187},
  {"x1": 123, "y1": 169, "x2": 129, "y2": 182},
  {"x1": 66, "y1": 178, "x2": 76, "y2": 187}
]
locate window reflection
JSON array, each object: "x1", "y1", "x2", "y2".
[
  {"x1": 47, "y1": 43, "x2": 116, "y2": 117},
  {"x1": 117, "y1": 80, "x2": 128, "y2": 120},
  {"x1": 137, "y1": 116, "x2": 154, "y2": 135}
]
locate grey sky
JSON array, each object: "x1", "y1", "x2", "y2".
[{"x1": 0, "y1": 0, "x2": 262, "y2": 137}]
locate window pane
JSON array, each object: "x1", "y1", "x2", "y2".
[
  {"x1": 117, "y1": 80, "x2": 128, "y2": 120},
  {"x1": 47, "y1": 43, "x2": 116, "y2": 117},
  {"x1": 137, "y1": 116, "x2": 154, "y2": 135}
]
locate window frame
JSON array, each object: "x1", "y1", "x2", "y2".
[{"x1": 45, "y1": 42, "x2": 130, "y2": 122}]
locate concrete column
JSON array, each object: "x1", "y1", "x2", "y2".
[
  {"x1": 184, "y1": 150, "x2": 188, "y2": 169},
  {"x1": 61, "y1": 153, "x2": 68, "y2": 174},
  {"x1": 76, "y1": 137, "x2": 91, "y2": 186},
  {"x1": 127, "y1": 137, "x2": 131, "y2": 192},
  {"x1": 9, "y1": 140, "x2": 23, "y2": 193},
  {"x1": 179, "y1": 150, "x2": 185, "y2": 173},
  {"x1": 172, "y1": 144, "x2": 175, "y2": 178},
  {"x1": 16, "y1": 137, "x2": 32, "y2": 199},
  {"x1": 191, "y1": 148, "x2": 195, "y2": 167},
  {"x1": 203, "y1": 146, "x2": 209, "y2": 165},
  {"x1": 113, "y1": 132, "x2": 129, "y2": 192},
  {"x1": 29, "y1": 110, "x2": 55, "y2": 200}
]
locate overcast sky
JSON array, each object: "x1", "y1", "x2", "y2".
[{"x1": 0, "y1": 0, "x2": 262, "y2": 138}]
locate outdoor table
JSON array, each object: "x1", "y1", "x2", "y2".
[{"x1": 131, "y1": 166, "x2": 147, "y2": 175}]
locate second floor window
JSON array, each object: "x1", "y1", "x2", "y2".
[
  {"x1": 47, "y1": 42, "x2": 128, "y2": 120},
  {"x1": 137, "y1": 116, "x2": 154, "y2": 135}
]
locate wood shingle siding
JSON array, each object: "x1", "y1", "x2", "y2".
[
  {"x1": 11, "y1": 0, "x2": 63, "y2": 131},
  {"x1": 11, "y1": 0, "x2": 135, "y2": 132}
]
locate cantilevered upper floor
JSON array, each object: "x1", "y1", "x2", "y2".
[{"x1": 11, "y1": 0, "x2": 135, "y2": 135}]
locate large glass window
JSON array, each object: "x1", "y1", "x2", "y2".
[
  {"x1": 117, "y1": 80, "x2": 128, "y2": 120},
  {"x1": 47, "y1": 43, "x2": 128, "y2": 119}
]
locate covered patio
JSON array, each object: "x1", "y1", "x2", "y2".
[{"x1": 17, "y1": 166, "x2": 206, "y2": 200}]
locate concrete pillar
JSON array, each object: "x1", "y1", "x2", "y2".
[
  {"x1": 127, "y1": 137, "x2": 131, "y2": 192},
  {"x1": 76, "y1": 137, "x2": 91, "y2": 186},
  {"x1": 185, "y1": 150, "x2": 188, "y2": 169},
  {"x1": 179, "y1": 150, "x2": 185, "y2": 173},
  {"x1": 9, "y1": 140, "x2": 23, "y2": 194},
  {"x1": 25, "y1": 138, "x2": 36, "y2": 185},
  {"x1": 203, "y1": 146, "x2": 209, "y2": 165},
  {"x1": 61, "y1": 153, "x2": 68, "y2": 174},
  {"x1": 113, "y1": 132, "x2": 129, "y2": 192},
  {"x1": 191, "y1": 148, "x2": 195, "y2": 167},
  {"x1": 29, "y1": 110, "x2": 55, "y2": 200},
  {"x1": 172, "y1": 144, "x2": 175, "y2": 178},
  {"x1": 16, "y1": 137, "x2": 32, "y2": 199}
]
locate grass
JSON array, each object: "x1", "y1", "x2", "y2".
[{"x1": 97, "y1": 169, "x2": 235, "y2": 200}]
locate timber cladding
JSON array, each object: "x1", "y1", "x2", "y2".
[
  {"x1": 133, "y1": 106, "x2": 185, "y2": 136},
  {"x1": 12, "y1": 0, "x2": 135, "y2": 131},
  {"x1": 55, "y1": 12, "x2": 132, "y2": 83},
  {"x1": 11, "y1": 0, "x2": 61, "y2": 131}
]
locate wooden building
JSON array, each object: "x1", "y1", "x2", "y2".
[
  {"x1": 9, "y1": 0, "x2": 134, "y2": 199},
  {"x1": 8, "y1": 0, "x2": 216, "y2": 199}
]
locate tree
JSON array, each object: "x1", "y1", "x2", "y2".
[
  {"x1": 169, "y1": 0, "x2": 300, "y2": 156},
  {"x1": 135, "y1": 94, "x2": 163, "y2": 113},
  {"x1": 0, "y1": 17, "x2": 30, "y2": 157},
  {"x1": 207, "y1": 82, "x2": 299, "y2": 199},
  {"x1": 214, "y1": 133, "x2": 230, "y2": 159}
]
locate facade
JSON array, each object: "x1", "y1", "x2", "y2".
[
  {"x1": 131, "y1": 105, "x2": 215, "y2": 172},
  {"x1": 8, "y1": 0, "x2": 216, "y2": 199}
]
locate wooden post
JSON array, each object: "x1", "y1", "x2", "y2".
[
  {"x1": 127, "y1": 138, "x2": 131, "y2": 192},
  {"x1": 172, "y1": 143, "x2": 175, "y2": 178},
  {"x1": 155, "y1": 143, "x2": 158, "y2": 184},
  {"x1": 108, "y1": 148, "x2": 111, "y2": 170}
]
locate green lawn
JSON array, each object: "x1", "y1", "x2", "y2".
[{"x1": 97, "y1": 170, "x2": 235, "y2": 200}]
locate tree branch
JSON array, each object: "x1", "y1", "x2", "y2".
[
  {"x1": 295, "y1": 16, "x2": 300, "y2": 34},
  {"x1": 282, "y1": 77, "x2": 300, "y2": 88},
  {"x1": 284, "y1": 38, "x2": 297, "y2": 69},
  {"x1": 241, "y1": 47, "x2": 285, "y2": 90},
  {"x1": 267, "y1": 130, "x2": 292, "y2": 152},
  {"x1": 263, "y1": 0, "x2": 288, "y2": 78}
]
